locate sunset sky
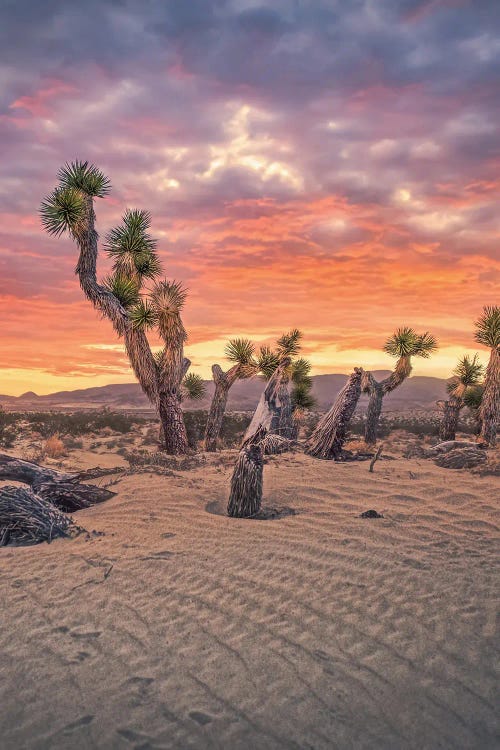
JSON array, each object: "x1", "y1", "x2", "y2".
[{"x1": 0, "y1": 0, "x2": 499, "y2": 396}]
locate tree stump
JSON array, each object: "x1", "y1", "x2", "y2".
[{"x1": 227, "y1": 442, "x2": 264, "y2": 518}]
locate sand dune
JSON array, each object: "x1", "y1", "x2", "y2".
[{"x1": 1, "y1": 450, "x2": 498, "y2": 749}]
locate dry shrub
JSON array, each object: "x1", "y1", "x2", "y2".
[{"x1": 44, "y1": 434, "x2": 65, "y2": 459}]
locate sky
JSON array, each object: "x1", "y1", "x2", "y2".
[{"x1": 0, "y1": 0, "x2": 499, "y2": 396}]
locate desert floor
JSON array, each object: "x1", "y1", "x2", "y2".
[{"x1": 1, "y1": 446, "x2": 499, "y2": 749}]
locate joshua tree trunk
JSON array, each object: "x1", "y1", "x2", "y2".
[
  {"x1": 479, "y1": 348, "x2": 499, "y2": 446},
  {"x1": 438, "y1": 397, "x2": 462, "y2": 442},
  {"x1": 159, "y1": 391, "x2": 189, "y2": 454},
  {"x1": 204, "y1": 365, "x2": 239, "y2": 452},
  {"x1": 306, "y1": 368, "x2": 363, "y2": 459},
  {"x1": 364, "y1": 380, "x2": 384, "y2": 445},
  {"x1": 276, "y1": 378, "x2": 296, "y2": 439},
  {"x1": 244, "y1": 358, "x2": 292, "y2": 442},
  {"x1": 362, "y1": 357, "x2": 412, "y2": 444}
]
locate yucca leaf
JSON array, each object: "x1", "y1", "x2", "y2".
[
  {"x1": 40, "y1": 187, "x2": 85, "y2": 236},
  {"x1": 58, "y1": 160, "x2": 111, "y2": 197},
  {"x1": 182, "y1": 372, "x2": 206, "y2": 401},
  {"x1": 258, "y1": 346, "x2": 280, "y2": 379},
  {"x1": 277, "y1": 328, "x2": 302, "y2": 357},
  {"x1": 225, "y1": 338, "x2": 255, "y2": 365},
  {"x1": 102, "y1": 273, "x2": 140, "y2": 308},
  {"x1": 130, "y1": 299, "x2": 158, "y2": 329},
  {"x1": 474, "y1": 305, "x2": 500, "y2": 349}
]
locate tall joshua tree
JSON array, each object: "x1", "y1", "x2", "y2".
[
  {"x1": 40, "y1": 161, "x2": 203, "y2": 454},
  {"x1": 474, "y1": 305, "x2": 500, "y2": 446},
  {"x1": 362, "y1": 328, "x2": 438, "y2": 444},
  {"x1": 204, "y1": 338, "x2": 256, "y2": 452},
  {"x1": 437, "y1": 355, "x2": 484, "y2": 441}
]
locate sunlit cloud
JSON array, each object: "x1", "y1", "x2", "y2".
[{"x1": 0, "y1": 0, "x2": 498, "y2": 395}]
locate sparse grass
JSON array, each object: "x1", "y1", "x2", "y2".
[{"x1": 43, "y1": 434, "x2": 65, "y2": 459}]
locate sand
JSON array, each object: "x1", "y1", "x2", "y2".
[{"x1": 1, "y1": 448, "x2": 498, "y2": 749}]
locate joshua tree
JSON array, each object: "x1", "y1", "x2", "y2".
[
  {"x1": 463, "y1": 385, "x2": 484, "y2": 436},
  {"x1": 306, "y1": 367, "x2": 364, "y2": 459},
  {"x1": 437, "y1": 355, "x2": 484, "y2": 441},
  {"x1": 474, "y1": 305, "x2": 500, "y2": 446},
  {"x1": 204, "y1": 338, "x2": 256, "y2": 452},
  {"x1": 40, "y1": 161, "x2": 203, "y2": 454},
  {"x1": 362, "y1": 328, "x2": 438, "y2": 444},
  {"x1": 244, "y1": 330, "x2": 312, "y2": 442}
]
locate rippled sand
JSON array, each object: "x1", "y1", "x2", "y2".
[{"x1": 1, "y1": 450, "x2": 498, "y2": 749}]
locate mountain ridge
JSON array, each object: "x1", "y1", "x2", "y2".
[{"x1": 0, "y1": 372, "x2": 448, "y2": 412}]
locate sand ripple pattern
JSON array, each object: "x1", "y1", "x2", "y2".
[{"x1": 1, "y1": 453, "x2": 499, "y2": 749}]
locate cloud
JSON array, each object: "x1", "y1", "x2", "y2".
[{"x1": 0, "y1": 0, "x2": 498, "y2": 393}]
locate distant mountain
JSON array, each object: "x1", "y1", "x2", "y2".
[{"x1": 0, "y1": 371, "x2": 448, "y2": 413}]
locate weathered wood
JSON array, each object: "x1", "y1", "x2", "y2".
[
  {"x1": 369, "y1": 445, "x2": 384, "y2": 472},
  {"x1": 244, "y1": 358, "x2": 292, "y2": 443},
  {"x1": 479, "y1": 347, "x2": 499, "y2": 446},
  {"x1": 0, "y1": 453, "x2": 115, "y2": 512},
  {"x1": 362, "y1": 357, "x2": 412, "y2": 444},
  {"x1": 227, "y1": 443, "x2": 264, "y2": 518},
  {"x1": 427, "y1": 440, "x2": 482, "y2": 455},
  {"x1": 0, "y1": 485, "x2": 82, "y2": 547},
  {"x1": 204, "y1": 364, "x2": 244, "y2": 452},
  {"x1": 437, "y1": 397, "x2": 462, "y2": 441},
  {"x1": 306, "y1": 368, "x2": 363, "y2": 460},
  {"x1": 434, "y1": 448, "x2": 487, "y2": 470}
]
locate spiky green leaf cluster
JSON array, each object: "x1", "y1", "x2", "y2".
[
  {"x1": 182, "y1": 372, "x2": 206, "y2": 401},
  {"x1": 258, "y1": 346, "x2": 281, "y2": 379},
  {"x1": 463, "y1": 384, "x2": 484, "y2": 411},
  {"x1": 150, "y1": 280, "x2": 188, "y2": 344},
  {"x1": 474, "y1": 305, "x2": 500, "y2": 350},
  {"x1": 277, "y1": 329, "x2": 302, "y2": 357},
  {"x1": 291, "y1": 357, "x2": 312, "y2": 388},
  {"x1": 453, "y1": 354, "x2": 484, "y2": 387},
  {"x1": 105, "y1": 209, "x2": 161, "y2": 281},
  {"x1": 384, "y1": 327, "x2": 437, "y2": 358},
  {"x1": 58, "y1": 160, "x2": 111, "y2": 197},
  {"x1": 102, "y1": 273, "x2": 140, "y2": 308},
  {"x1": 40, "y1": 187, "x2": 86, "y2": 237},
  {"x1": 291, "y1": 382, "x2": 317, "y2": 412},
  {"x1": 130, "y1": 299, "x2": 158, "y2": 329},
  {"x1": 414, "y1": 332, "x2": 438, "y2": 358},
  {"x1": 225, "y1": 338, "x2": 255, "y2": 365}
]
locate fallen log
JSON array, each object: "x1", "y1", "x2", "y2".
[
  {"x1": 434, "y1": 448, "x2": 487, "y2": 470},
  {"x1": 0, "y1": 453, "x2": 116, "y2": 512},
  {"x1": 0, "y1": 485, "x2": 83, "y2": 547}
]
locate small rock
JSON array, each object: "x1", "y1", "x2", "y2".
[{"x1": 360, "y1": 509, "x2": 384, "y2": 519}]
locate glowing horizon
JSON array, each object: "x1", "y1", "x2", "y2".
[{"x1": 0, "y1": 2, "x2": 498, "y2": 397}]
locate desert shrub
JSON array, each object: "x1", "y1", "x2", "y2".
[
  {"x1": 44, "y1": 434, "x2": 65, "y2": 458},
  {"x1": 0, "y1": 410, "x2": 20, "y2": 448},
  {"x1": 64, "y1": 436, "x2": 84, "y2": 450},
  {"x1": 22, "y1": 410, "x2": 145, "y2": 437},
  {"x1": 219, "y1": 412, "x2": 252, "y2": 447}
]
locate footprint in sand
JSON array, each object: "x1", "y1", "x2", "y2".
[
  {"x1": 116, "y1": 727, "x2": 153, "y2": 743},
  {"x1": 125, "y1": 676, "x2": 155, "y2": 707},
  {"x1": 70, "y1": 630, "x2": 102, "y2": 639},
  {"x1": 62, "y1": 715, "x2": 94, "y2": 734},
  {"x1": 188, "y1": 710, "x2": 214, "y2": 726}
]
